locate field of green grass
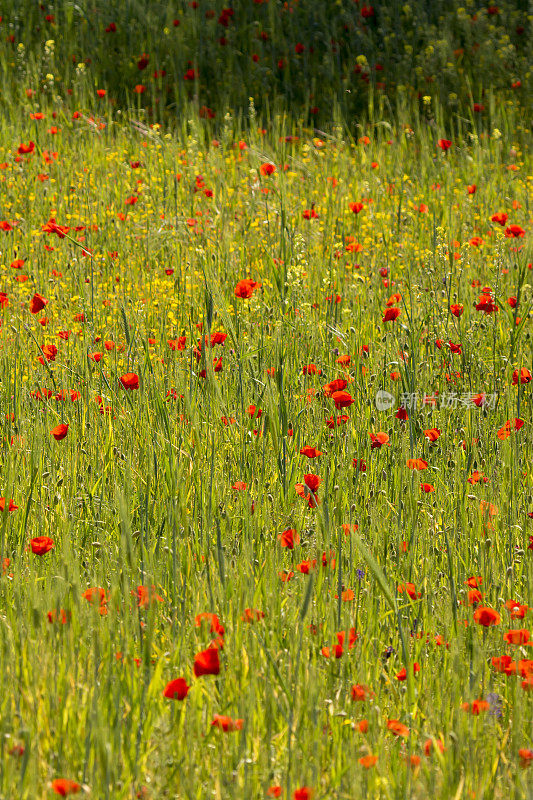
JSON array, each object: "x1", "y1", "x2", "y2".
[{"x1": 0, "y1": 2, "x2": 531, "y2": 799}]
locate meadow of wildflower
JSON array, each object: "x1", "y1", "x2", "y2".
[{"x1": 0, "y1": 1, "x2": 531, "y2": 799}]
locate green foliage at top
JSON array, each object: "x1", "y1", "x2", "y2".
[{"x1": 0, "y1": 0, "x2": 529, "y2": 126}]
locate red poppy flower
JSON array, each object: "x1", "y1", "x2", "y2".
[
  {"x1": 241, "y1": 608, "x2": 265, "y2": 623},
  {"x1": 398, "y1": 582, "x2": 421, "y2": 599},
  {"x1": 18, "y1": 141, "x2": 35, "y2": 155},
  {"x1": 473, "y1": 606, "x2": 501, "y2": 626},
  {"x1": 163, "y1": 678, "x2": 190, "y2": 700},
  {"x1": 466, "y1": 578, "x2": 484, "y2": 592},
  {"x1": 193, "y1": 646, "x2": 220, "y2": 677},
  {"x1": 336, "y1": 588, "x2": 353, "y2": 602},
  {"x1": 211, "y1": 714, "x2": 243, "y2": 731},
  {"x1": 234, "y1": 278, "x2": 260, "y2": 299},
  {"x1": 497, "y1": 418, "x2": 524, "y2": 440},
  {"x1": 29, "y1": 293, "x2": 48, "y2": 314},
  {"x1": 331, "y1": 390, "x2": 354, "y2": 409},
  {"x1": 386, "y1": 293, "x2": 401, "y2": 307},
  {"x1": 450, "y1": 303, "x2": 464, "y2": 317},
  {"x1": 47, "y1": 609, "x2": 70, "y2": 624},
  {"x1": 134, "y1": 585, "x2": 163, "y2": 608},
  {"x1": 336, "y1": 354, "x2": 352, "y2": 366},
  {"x1": 519, "y1": 749, "x2": 533, "y2": 768},
  {"x1": 383, "y1": 307, "x2": 401, "y2": 322},
  {"x1": 302, "y1": 363, "x2": 322, "y2": 376},
  {"x1": 396, "y1": 662, "x2": 420, "y2": 681},
  {"x1": 39, "y1": 343, "x2": 57, "y2": 362},
  {"x1": 296, "y1": 474, "x2": 321, "y2": 508},
  {"x1": 351, "y1": 684, "x2": 372, "y2": 702},
  {"x1": 278, "y1": 528, "x2": 299, "y2": 549},
  {"x1": 323, "y1": 378, "x2": 347, "y2": 396},
  {"x1": 506, "y1": 601, "x2": 528, "y2": 619},
  {"x1": 210, "y1": 331, "x2": 227, "y2": 346},
  {"x1": 260, "y1": 163, "x2": 276, "y2": 176},
  {"x1": 504, "y1": 629, "x2": 530, "y2": 645},
  {"x1": 0, "y1": 498, "x2": 18, "y2": 512},
  {"x1": 195, "y1": 612, "x2": 225, "y2": 635},
  {"x1": 406, "y1": 458, "x2": 428, "y2": 470},
  {"x1": 300, "y1": 446, "x2": 322, "y2": 458},
  {"x1": 299, "y1": 471, "x2": 319, "y2": 496},
  {"x1": 293, "y1": 789, "x2": 313, "y2": 800},
  {"x1": 387, "y1": 719, "x2": 409, "y2": 737},
  {"x1": 480, "y1": 500, "x2": 498, "y2": 518},
  {"x1": 462, "y1": 699, "x2": 490, "y2": 715},
  {"x1": 475, "y1": 293, "x2": 498, "y2": 314},
  {"x1": 323, "y1": 628, "x2": 357, "y2": 658},
  {"x1": 120, "y1": 373, "x2": 139, "y2": 390},
  {"x1": 437, "y1": 139, "x2": 452, "y2": 151},
  {"x1": 491, "y1": 655, "x2": 514, "y2": 673},
  {"x1": 326, "y1": 414, "x2": 349, "y2": 428},
  {"x1": 51, "y1": 423, "x2": 69, "y2": 441},
  {"x1": 468, "y1": 589, "x2": 483, "y2": 605},
  {"x1": 512, "y1": 368, "x2": 531, "y2": 385},
  {"x1": 82, "y1": 587, "x2": 107, "y2": 609},
  {"x1": 31, "y1": 536, "x2": 55, "y2": 555},
  {"x1": 359, "y1": 755, "x2": 377, "y2": 768},
  {"x1": 370, "y1": 432, "x2": 389, "y2": 449},
  {"x1": 491, "y1": 212, "x2": 508, "y2": 226},
  {"x1": 279, "y1": 570, "x2": 295, "y2": 582},
  {"x1": 51, "y1": 779, "x2": 81, "y2": 796},
  {"x1": 505, "y1": 224, "x2": 525, "y2": 238},
  {"x1": 296, "y1": 559, "x2": 317, "y2": 575},
  {"x1": 423, "y1": 738, "x2": 446, "y2": 756},
  {"x1": 467, "y1": 470, "x2": 488, "y2": 485}
]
